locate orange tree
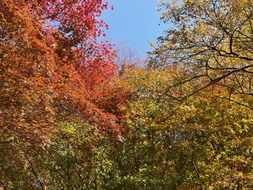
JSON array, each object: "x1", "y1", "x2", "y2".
[
  {"x1": 0, "y1": 1, "x2": 128, "y2": 187},
  {"x1": 0, "y1": 0, "x2": 126, "y2": 142}
]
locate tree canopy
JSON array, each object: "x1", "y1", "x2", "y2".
[
  {"x1": 0, "y1": 0, "x2": 253, "y2": 189},
  {"x1": 149, "y1": 0, "x2": 253, "y2": 109}
]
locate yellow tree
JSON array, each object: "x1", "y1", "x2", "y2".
[
  {"x1": 121, "y1": 67, "x2": 253, "y2": 189},
  {"x1": 149, "y1": 0, "x2": 253, "y2": 109}
]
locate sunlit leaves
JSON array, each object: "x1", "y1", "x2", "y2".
[
  {"x1": 0, "y1": 0, "x2": 123, "y2": 140},
  {"x1": 150, "y1": 0, "x2": 253, "y2": 108}
]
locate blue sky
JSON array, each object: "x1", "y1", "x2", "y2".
[{"x1": 102, "y1": 0, "x2": 166, "y2": 56}]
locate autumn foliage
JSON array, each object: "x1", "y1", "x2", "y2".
[
  {"x1": 0, "y1": 0, "x2": 253, "y2": 189},
  {"x1": 0, "y1": 0, "x2": 125, "y2": 140}
]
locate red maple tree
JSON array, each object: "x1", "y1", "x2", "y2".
[{"x1": 0, "y1": 0, "x2": 125, "y2": 141}]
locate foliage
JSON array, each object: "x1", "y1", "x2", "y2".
[
  {"x1": 1, "y1": 67, "x2": 252, "y2": 189},
  {"x1": 0, "y1": 122, "x2": 113, "y2": 189},
  {"x1": 0, "y1": 1, "x2": 56, "y2": 139},
  {"x1": 120, "y1": 68, "x2": 253, "y2": 189},
  {"x1": 0, "y1": 0, "x2": 253, "y2": 189},
  {"x1": 149, "y1": 0, "x2": 253, "y2": 109},
  {"x1": 0, "y1": 0, "x2": 123, "y2": 140}
]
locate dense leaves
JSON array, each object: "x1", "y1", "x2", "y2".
[
  {"x1": 0, "y1": 1, "x2": 57, "y2": 139},
  {"x1": 0, "y1": 0, "x2": 253, "y2": 189},
  {"x1": 0, "y1": 0, "x2": 122, "y2": 141},
  {"x1": 1, "y1": 67, "x2": 252, "y2": 189}
]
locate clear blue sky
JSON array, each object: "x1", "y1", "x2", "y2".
[{"x1": 102, "y1": 0, "x2": 166, "y2": 55}]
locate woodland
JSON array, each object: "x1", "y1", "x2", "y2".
[{"x1": 0, "y1": 0, "x2": 253, "y2": 189}]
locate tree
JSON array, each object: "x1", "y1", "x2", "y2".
[
  {"x1": 0, "y1": 0, "x2": 122, "y2": 141},
  {"x1": 0, "y1": 63, "x2": 252, "y2": 189},
  {"x1": 115, "y1": 43, "x2": 144, "y2": 76},
  {"x1": 0, "y1": 0, "x2": 128, "y2": 185},
  {"x1": 0, "y1": 1, "x2": 57, "y2": 140},
  {"x1": 149, "y1": 0, "x2": 253, "y2": 109},
  {"x1": 119, "y1": 67, "x2": 253, "y2": 189}
]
